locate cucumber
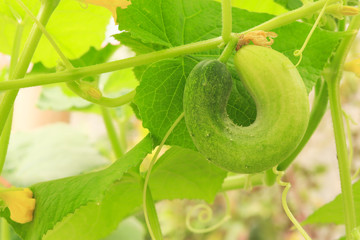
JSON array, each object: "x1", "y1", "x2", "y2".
[{"x1": 183, "y1": 45, "x2": 310, "y2": 173}]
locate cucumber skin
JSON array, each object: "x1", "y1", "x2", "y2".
[{"x1": 183, "y1": 45, "x2": 310, "y2": 174}]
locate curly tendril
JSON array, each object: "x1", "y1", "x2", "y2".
[
  {"x1": 293, "y1": 0, "x2": 330, "y2": 67},
  {"x1": 186, "y1": 193, "x2": 231, "y2": 234},
  {"x1": 273, "y1": 167, "x2": 312, "y2": 240}
]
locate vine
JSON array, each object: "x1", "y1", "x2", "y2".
[
  {"x1": 142, "y1": 112, "x2": 184, "y2": 239},
  {"x1": 293, "y1": 0, "x2": 330, "y2": 66},
  {"x1": 273, "y1": 167, "x2": 312, "y2": 240},
  {"x1": 0, "y1": 0, "x2": 60, "y2": 141},
  {"x1": 325, "y1": 13, "x2": 360, "y2": 236},
  {"x1": 0, "y1": 0, "x2": 338, "y2": 94},
  {"x1": 0, "y1": 0, "x2": 359, "y2": 239},
  {"x1": 185, "y1": 193, "x2": 231, "y2": 234},
  {"x1": 13, "y1": 0, "x2": 128, "y2": 162}
]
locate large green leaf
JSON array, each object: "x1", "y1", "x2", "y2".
[
  {"x1": 103, "y1": 217, "x2": 145, "y2": 240},
  {"x1": 303, "y1": 180, "x2": 360, "y2": 226},
  {"x1": 1, "y1": 135, "x2": 154, "y2": 240},
  {"x1": 229, "y1": 0, "x2": 288, "y2": 14},
  {"x1": 1, "y1": 135, "x2": 229, "y2": 239},
  {"x1": 2, "y1": 123, "x2": 108, "y2": 186},
  {"x1": 151, "y1": 146, "x2": 227, "y2": 203},
  {"x1": 116, "y1": 0, "x2": 343, "y2": 149},
  {"x1": 0, "y1": 0, "x2": 110, "y2": 67},
  {"x1": 42, "y1": 175, "x2": 143, "y2": 240}
]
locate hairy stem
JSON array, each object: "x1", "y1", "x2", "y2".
[
  {"x1": 0, "y1": 21, "x2": 25, "y2": 175},
  {"x1": 143, "y1": 113, "x2": 184, "y2": 239},
  {"x1": 221, "y1": 0, "x2": 232, "y2": 43},
  {"x1": 1, "y1": 218, "x2": 10, "y2": 240},
  {"x1": 100, "y1": 107, "x2": 124, "y2": 159},
  {"x1": 220, "y1": 174, "x2": 264, "y2": 191},
  {"x1": 240, "y1": 0, "x2": 339, "y2": 35},
  {"x1": 273, "y1": 168, "x2": 311, "y2": 240},
  {"x1": 16, "y1": 0, "x2": 136, "y2": 108},
  {"x1": 0, "y1": 37, "x2": 223, "y2": 91},
  {"x1": 0, "y1": 0, "x2": 59, "y2": 137},
  {"x1": 325, "y1": 14, "x2": 360, "y2": 237},
  {"x1": 141, "y1": 179, "x2": 163, "y2": 240},
  {"x1": 0, "y1": 111, "x2": 13, "y2": 175},
  {"x1": 9, "y1": 23, "x2": 24, "y2": 78},
  {"x1": 218, "y1": 35, "x2": 238, "y2": 63}
]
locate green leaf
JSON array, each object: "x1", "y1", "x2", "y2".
[
  {"x1": 133, "y1": 58, "x2": 198, "y2": 148},
  {"x1": 103, "y1": 217, "x2": 145, "y2": 240},
  {"x1": 3, "y1": 123, "x2": 107, "y2": 186},
  {"x1": 42, "y1": 176, "x2": 143, "y2": 240},
  {"x1": 1, "y1": 135, "x2": 154, "y2": 240},
  {"x1": 31, "y1": 44, "x2": 119, "y2": 75},
  {"x1": 117, "y1": 0, "x2": 342, "y2": 149},
  {"x1": 151, "y1": 146, "x2": 227, "y2": 203},
  {"x1": 271, "y1": 23, "x2": 342, "y2": 92},
  {"x1": 101, "y1": 67, "x2": 138, "y2": 96},
  {"x1": 227, "y1": 0, "x2": 288, "y2": 15},
  {"x1": 303, "y1": 180, "x2": 360, "y2": 225},
  {"x1": 115, "y1": 32, "x2": 165, "y2": 55},
  {"x1": 274, "y1": 0, "x2": 303, "y2": 10},
  {"x1": 0, "y1": 0, "x2": 111, "y2": 68},
  {"x1": 36, "y1": 87, "x2": 93, "y2": 111}
]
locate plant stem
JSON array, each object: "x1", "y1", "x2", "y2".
[
  {"x1": 9, "y1": 23, "x2": 24, "y2": 79},
  {"x1": 328, "y1": 81, "x2": 356, "y2": 238},
  {"x1": 143, "y1": 112, "x2": 184, "y2": 240},
  {"x1": 0, "y1": 0, "x2": 337, "y2": 93},
  {"x1": 15, "y1": 1, "x2": 130, "y2": 163},
  {"x1": 241, "y1": 0, "x2": 339, "y2": 35},
  {"x1": 141, "y1": 179, "x2": 163, "y2": 240},
  {"x1": 220, "y1": 174, "x2": 264, "y2": 191},
  {"x1": 325, "y1": 14, "x2": 360, "y2": 238},
  {"x1": 274, "y1": 168, "x2": 311, "y2": 240},
  {"x1": 0, "y1": 37, "x2": 223, "y2": 91},
  {"x1": 0, "y1": 111, "x2": 13, "y2": 175},
  {"x1": 1, "y1": 218, "x2": 10, "y2": 240},
  {"x1": 100, "y1": 107, "x2": 124, "y2": 159},
  {"x1": 65, "y1": 82, "x2": 136, "y2": 107},
  {"x1": 0, "y1": 1, "x2": 59, "y2": 137},
  {"x1": 221, "y1": 0, "x2": 232, "y2": 43},
  {"x1": 0, "y1": 21, "x2": 24, "y2": 175},
  {"x1": 218, "y1": 35, "x2": 238, "y2": 63},
  {"x1": 15, "y1": 0, "x2": 136, "y2": 108}
]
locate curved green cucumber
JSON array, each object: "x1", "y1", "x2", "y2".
[{"x1": 183, "y1": 45, "x2": 310, "y2": 173}]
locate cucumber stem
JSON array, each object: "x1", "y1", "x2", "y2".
[{"x1": 221, "y1": 0, "x2": 232, "y2": 43}]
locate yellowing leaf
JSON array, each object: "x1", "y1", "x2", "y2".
[
  {"x1": 344, "y1": 58, "x2": 360, "y2": 77},
  {"x1": 84, "y1": 0, "x2": 131, "y2": 21},
  {"x1": 0, "y1": 188, "x2": 36, "y2": 224}
]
